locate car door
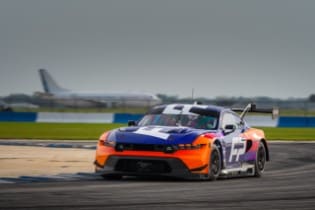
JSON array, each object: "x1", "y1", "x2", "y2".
[{"x1": 221, "y1": 112, "x2": 246, "y2": 169}]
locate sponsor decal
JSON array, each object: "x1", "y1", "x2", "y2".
[
  {"x1": 229, "y1": 137, "x2": 246, "y2": 162},
  {"x1": 162, "y1": 104, "x2": 207, "y2": 115}
]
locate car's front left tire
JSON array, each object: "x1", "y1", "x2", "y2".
[{"x1": 201, "y1": 144, "x2": 222, "y2": 181}]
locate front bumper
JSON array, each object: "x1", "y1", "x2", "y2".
[{"x1": 95, "y1": 156, "x2": 208, "y2": 180}]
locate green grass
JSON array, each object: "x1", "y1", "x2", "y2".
[
  {"x1": 0, "y1": 122, "x2": 124, "y2": 140},
  {"x1": 259, "y1": 127, "x2": 315, "y2": 141},
  {"x1": 0, "y1": 122, "x2": 314, "y2": 140}
]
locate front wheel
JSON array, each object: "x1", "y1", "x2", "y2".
[
  {"x1": 204, "y1": 144, "x2": 222, "y2": 181},
  {"x1": 254, "y1": 142, "x2": 266, "y2": 177}
]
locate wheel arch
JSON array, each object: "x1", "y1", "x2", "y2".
[
  {"x1": 260, "y1": 139, "x2": 270, "y2": 161},
  {"x1": 212, "y1": 139, "x2": 224, "y2": 168}
]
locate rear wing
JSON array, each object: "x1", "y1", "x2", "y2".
[{"x1": 232, "y1": 103, "x2": 279, "y2": 120}]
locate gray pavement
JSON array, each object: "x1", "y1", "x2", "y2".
[
  {"x1": 0, "y1": 139, "x2": 97, "y2": 149},
  {"x1": 0, "y1": 142, "x2": 314, "y2": 209}
]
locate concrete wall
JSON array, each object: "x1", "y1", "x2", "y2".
[
  {"x1": 1, "y1": 111, "x2": 315, "y2": 127},
  {"x1": 244, "y1": 116, "x2": 278, "y2": 127},
  {"x1": 36, "y1": 112, "x2": 114, "y2": 123},
  {"x1": 0, "y1": 112, "x2": 37, "y2": 122},
  {"x1": 278, "y1": 117, "x2": 315, "y2": 127}
]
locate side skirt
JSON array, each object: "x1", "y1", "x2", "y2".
[{"x1": 219, "y1": 163, "x2": 255, "y2": 178}]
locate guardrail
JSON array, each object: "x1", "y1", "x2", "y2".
[{"x1": 1, "y1": 112, "x2": 315, "y2": 127}]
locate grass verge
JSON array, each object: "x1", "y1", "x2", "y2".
[
  {"x1": 260, "y1": 127, "x2": 315, "y2": 141},
  {"x1": 0, "y1": 122, "x2": 314, "y2": 140},
  {"x1": 0, "y1": 122, "x2": 124, "y2": 140}
]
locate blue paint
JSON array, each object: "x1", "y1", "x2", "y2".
[
  {"x1": 278, "y1": 116, "x2": 315, "y2": 127},
  {"x1": 109, "y1": 126, "x2": 208, "y2": 145},
  {"x1": 0, "y1": 112, "x2": 37, "y2": 122},
  {"x1": 113, "y1": 113, "x2": 144, "y2": 124}
]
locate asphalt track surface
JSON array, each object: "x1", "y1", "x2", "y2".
[{"x1": 1, "y1": 142, "x2": 315, "y2": 210}]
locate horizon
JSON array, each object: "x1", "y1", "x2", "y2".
[
  {"x1": 1, "y1": 91, "x2": 312, "y2": 101},
  {"x1": 0, "y1": 1, "x2": 314, "y2": 99}
]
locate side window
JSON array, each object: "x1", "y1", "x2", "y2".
[
  {"x1": 221, "y1": 112, "x2": 242, "y2": 129},
  {"x1": 222, "y1": 113, "x2": 237, "y2": 129},
  {"x1": 232, "y1": 114, "x2": 242, "y2": 129}
]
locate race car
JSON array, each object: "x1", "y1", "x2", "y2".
[{"x1": 94, "y1": 103, "x2": 276, "y2": 180}]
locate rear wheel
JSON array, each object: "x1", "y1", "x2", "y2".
[
  {"x1": 203, "y1": 144, "x2": 221, "y2": 181},
  {"x1": 254, "y1": 142, "x2": 266, "y2": 177}
]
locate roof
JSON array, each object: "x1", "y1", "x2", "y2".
[{"x1": 148, "y1": 103, "x2": 227, "y2": 115}]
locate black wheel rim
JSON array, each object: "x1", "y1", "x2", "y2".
[
  {"x1": 257, "y1": 146, "x2": 266, "y2": 171},
  {"x1": 211, "y1": 150, "x2": 220, "y2": 175}
]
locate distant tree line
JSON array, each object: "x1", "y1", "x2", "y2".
[
  {"x1": 1, "y1": 93, "x2": 315, "y2": 110},
  {"x1": 309, "y1": 94, "x2": 315, "y2": 102}
]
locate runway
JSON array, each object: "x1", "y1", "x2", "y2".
[{"x1": 0, "y1": 142, "x2": 315, "y2": 210}]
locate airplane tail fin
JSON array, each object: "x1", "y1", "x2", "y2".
[{"x1": 38, "y1": 69, "x2": 68, "y2": 94}]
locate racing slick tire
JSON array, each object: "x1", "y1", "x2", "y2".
[
  {"x1": 254, "y1": 141, "x2": 266, "y2": 177},
  {"x1": 202, "y1": 144, "x2": 222, "y2": 181}
]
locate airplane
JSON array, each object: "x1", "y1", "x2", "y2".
[{"x1": 38, "y1": 69, "x2": 161, "y2": 108}]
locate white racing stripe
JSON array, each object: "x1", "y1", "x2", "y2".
[
  {"x1": 162, "y1": 104, "x2": 207, "y2": 115},
  {"x1": 134, "y1": 127, "x2": 170, "y2": 140}
]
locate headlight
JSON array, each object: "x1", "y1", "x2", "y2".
[
  {"x1": 99, "y1": 132, "x2": 116, "y2": 148},
  {"x1": 104, "y1": 140, "x2": 116, "y2": 147}
]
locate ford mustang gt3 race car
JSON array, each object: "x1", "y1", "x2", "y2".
[{"x1": 94, "y1": 103, "x2": 276, "y2": 180}]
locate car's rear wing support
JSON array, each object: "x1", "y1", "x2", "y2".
[{"x1": 232, "y1": 103, "x2": 279, "y2": 120}]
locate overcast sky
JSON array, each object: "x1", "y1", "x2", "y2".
[{"x1": 0, "y1": 0, "x2": 314, "y2": 99}]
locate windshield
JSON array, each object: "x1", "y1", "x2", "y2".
[{"x1": 138, "y1": 114, "x2": 218, "y2": 130}]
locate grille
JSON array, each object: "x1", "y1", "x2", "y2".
[
  {"x1": 115, "y1": 159, "x2": 172, "y2": 173},
  {"x1": 115, "y1": 143, "x2": 165, "y2": 152}
]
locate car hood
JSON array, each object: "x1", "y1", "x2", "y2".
[{"x1": 107, "y1": 126, "x2": 216, "y2": 145}]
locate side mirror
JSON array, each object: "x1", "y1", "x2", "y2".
[
  {"x1": 223, "y1": 124, "x2": 236, "y2": 135},
  {"x1": 128, "y1": 120, "x2": 137, "y2": 127}
]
